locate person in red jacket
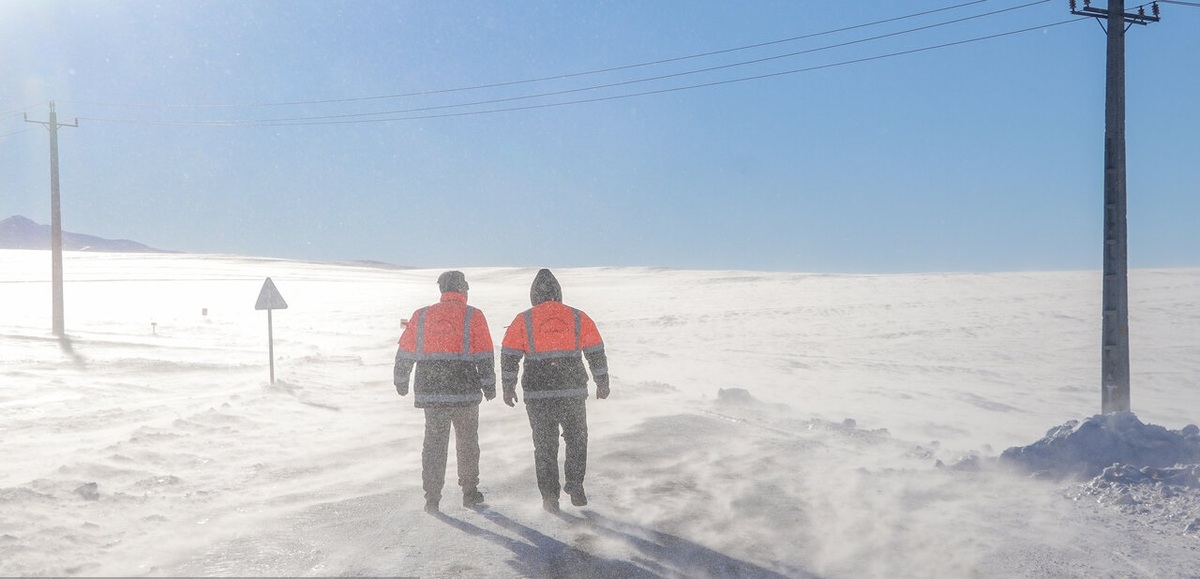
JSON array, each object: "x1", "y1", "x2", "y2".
[
  {"x1": 501, "y1": 269, "x2": 609, "y2": 512},
  {"x1": 394, "y1": 271, "x2": 496, "y2": 513}
]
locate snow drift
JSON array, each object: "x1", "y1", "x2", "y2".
[{"x1": 1000, "y1": 412, "x2": 1200, "y2": 479}]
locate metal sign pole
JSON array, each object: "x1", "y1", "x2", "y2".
[
  {"x1": 255, "y1": 277, "x2": 288, "y2": 384},
  {"x1": 268, "y1": 309, "x2": 275, "y2": 384}
]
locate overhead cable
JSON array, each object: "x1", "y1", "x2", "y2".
[
  {"x1": 63, "y1": 0, "x2": 996, "y2": 110},
  {"x1": 80, "y1": 17, "x2": 1082, "y2": 127}
]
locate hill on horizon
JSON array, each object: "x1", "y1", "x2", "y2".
[{"x1": 0, "y1": 215, "x2": 168, "y2": 253}]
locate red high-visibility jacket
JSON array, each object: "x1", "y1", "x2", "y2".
[
  {"x1": 394, "y1": 292, "x2": 496, "y2": 407},
  {"x1": 501, "y1": 301, "x2": 608, "y2": 401}
]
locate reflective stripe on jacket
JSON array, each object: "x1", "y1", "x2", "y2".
[
  {"x1": 394, "y1": 292, "x2": 496, "y2": 408},
  {"x1": 501, "y1": 301, "x2": 608, "y2": 400}
]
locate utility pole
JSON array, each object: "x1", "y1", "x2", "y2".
[
  {"x1": 1069, "y1": 1, "x2": 1160, "y2": 413},
  {"x1": 25, "y1": 101, "x2": 78, "y2": 338}
]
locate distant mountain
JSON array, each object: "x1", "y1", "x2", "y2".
[{"x1": 0, "y1": 215, "x2": 169, "y2": 253}]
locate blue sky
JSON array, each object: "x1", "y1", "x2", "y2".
[{"x1": 2, "y1": 0, "x2": 1197, "y2": 273}]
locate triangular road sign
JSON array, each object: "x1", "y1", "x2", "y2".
[{"x1": 255, "y1": 277, "x2": 289, "y2": 310}]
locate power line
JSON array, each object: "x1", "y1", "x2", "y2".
[
  {"x1": 0, "y1": 126, "x2": 42, "y2": 139},
  {"x1": 79, "y1": 1, "x2": 1062, "y2": 127},
  {"x1": 62, "y1": 0, "x2": 996, "y2": 110},
  {"x1": 2, "y1": 102, "x2": 47, "y2": 118},
  {"x1": 336, "y1": 18, "x2": 1086, "y2": 125},
  {"x1": 281, "y1": 1, "x2": 1065, "y2": 122},
  {"x1": 81, "y1": 17, "x2": 1083, "y2": 127}
]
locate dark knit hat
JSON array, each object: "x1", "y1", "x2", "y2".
[
  {"x1": 437, "y1": 270, "x2": 469, "y2": 293},
  {"x1": 530, "y1": 268, "x2": 562, "y2": 305}
]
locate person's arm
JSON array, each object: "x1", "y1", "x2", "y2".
[
  {"x1": 394, "y1": 348, "x2": 414, "y2": 396},
  {"x1": 471, "y1": 308, "x2": 497, "y2": 400},
  {"x1": 579, "y1": 311, "x2": 609, "y2": 399},
  {"x1": 500, "y1": 315, "x2": 526, "y2": 407},
  {"x1": 394, "y1": 309, "x2": 421, "y2": 396},
  {"x1": 585, "y1": 347, "x2": 609, "y2": 399}
]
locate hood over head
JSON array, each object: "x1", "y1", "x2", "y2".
[
  {"x1": 437, "y1": 270, "x2": 469, "y2": 294},
  {"x1": 530, "y1": 268, "x2": 562, "y2": 305}
]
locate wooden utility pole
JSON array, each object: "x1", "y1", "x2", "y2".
[
  {"x1": 25, "y1": 101, "x2": 78, "y2": 338},
  {"x1": 1069, "y1": 1, "x2": 1160, "y2": 413}
]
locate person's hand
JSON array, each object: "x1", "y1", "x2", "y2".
[
  {"x1": 484, "y1": 390, "x2": 496, "y2": 401},
  {"x1": 396, "y1": 382, "x2": 409, "y2": 396},
  {"x1": 503, "y1": 388, "x2": 518, "y2": 407},
  {"x1": 596, "y1": 384, "x2": 610, "y2": 399}
]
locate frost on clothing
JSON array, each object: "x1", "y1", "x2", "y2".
[
  {"x1": 394, "y1": 291, "x2": 496, "y2": 407},
  {"x1": 501, "y1": 270, "x2": 609, "y2": 401}
]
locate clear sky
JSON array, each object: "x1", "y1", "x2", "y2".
[{"x1": 2, "y1": 0, "x2": 1197, "y2": 273}]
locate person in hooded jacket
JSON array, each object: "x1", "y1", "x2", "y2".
[
  {"x1": 501, "y1": 269, "x2": 609, "y2": 512},
  {"x1": 394, "y1": 271, "x2": 496, "y2": 514}
]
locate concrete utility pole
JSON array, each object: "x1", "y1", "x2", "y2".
[
  {"x1": 1068, "y1": 1, "x2": 1160, "y2": 413},
  {"x1": 25, "y1": 101, "x2": 78, "y2": 338}
]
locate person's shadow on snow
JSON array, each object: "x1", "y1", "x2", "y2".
[
  {"x1": 567, "y1": 510, "x2": 813, "y2": 579},
  {"x1": 433, "y1": 508, "x2": 655, "y2": 578},
  {"x1": 436, "y1": 508, "x2": 816, "y2": 579}
]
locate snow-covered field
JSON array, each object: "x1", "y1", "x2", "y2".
[{"x1": 2, "y1": 249, "x2": 1198, "y2": 578}]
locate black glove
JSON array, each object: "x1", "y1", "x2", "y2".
[
  {"x1": 596, "y1": 384, "x2": 610, "y2": 399},
  {"x1": 396, "y1": 381, "x2": 409, "y2": 396}
]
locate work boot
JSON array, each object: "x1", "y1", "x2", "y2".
[
  {"x1": 424, "y1": 497, "x2": 440, "y2": 514},
  {"x1": 463, "y1": 488, "x2": 485, "y2": 509},
  {"x1": 564, "y1": 483, "x2": 587, "y2": 506},
  {"x1": 542, "y1": 498, "x2": 560, "y2": 513},
  {"x1": 566, "y1": 486, "x2": 587, "y2": 507}
]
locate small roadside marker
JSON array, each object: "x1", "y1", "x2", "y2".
[{"x1": 255, "y1": 277, "x2": 288, "y2": 383}]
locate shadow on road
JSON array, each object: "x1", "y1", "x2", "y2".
[
  {"x1": 56, "y1": 335, "x2": 87, "y2": 368},
  {"x1": 435, "y1": 508, "x2": 655, "y2": 578},
  {"x1": 438, "y1": 507, "x2": 819, "y2": 579}
]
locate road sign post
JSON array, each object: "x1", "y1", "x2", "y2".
[{"x1": 254, "y1": 277, "x2": 289, "y2": 384}]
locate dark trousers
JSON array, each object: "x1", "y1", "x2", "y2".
[
  {"x1": 422, "y1": 405, "x2": 480, "y2": 501},
  {"x1": 525, "y1": 398, "x2": 588, "y2": 500}
]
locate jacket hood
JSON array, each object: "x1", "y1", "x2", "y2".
[{"x1": 530, "y1": 269, "x2": 562, "y2": 306}]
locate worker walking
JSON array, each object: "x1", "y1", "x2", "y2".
[
  {"x1": 501, "y1": 269, "x2": 610, "y2": 513},
  {"x1": 394, "y1": 271, "x2": 496, "y2": 513}
]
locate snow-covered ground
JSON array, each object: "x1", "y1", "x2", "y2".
[{"x1": 1, "y1": 249, "x2": 1198, "y2": 578}]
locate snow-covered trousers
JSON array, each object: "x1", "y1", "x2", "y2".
[
  {"x1": 422, "y1": 406, "x2": 481, "y2": 501},
  {"x1": 525, "y1": 398, "x2": 588, "y2": 500}
]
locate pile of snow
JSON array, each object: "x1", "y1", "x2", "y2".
[
  {"x1": 1070, "y1": 463, "x2": 1200, "y2": 537},
  {"x1": 1000, "y1": 412, "x2": 1200, "y2": 480},
  {"x1": 1000, "y1": 412, "x2": 1200, "y2": 537}
]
